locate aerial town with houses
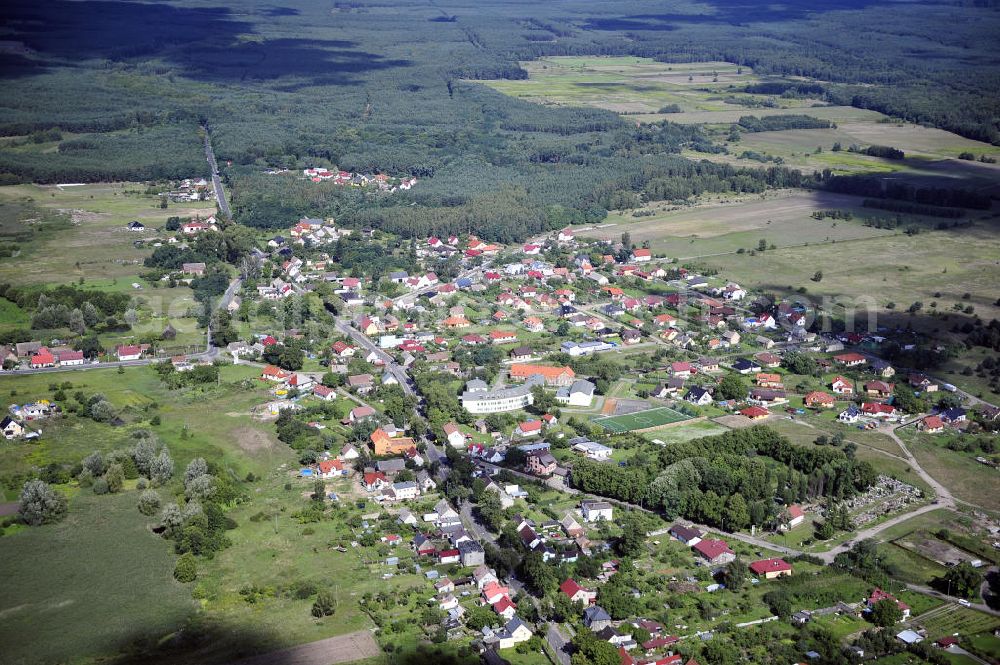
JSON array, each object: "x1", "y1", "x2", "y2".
[{"x1": 3, "y1": 210, "x2": 999, "y2": 665}]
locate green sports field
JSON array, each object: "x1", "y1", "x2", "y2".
[{"x1": 592, "y1": 406, "x2": 692, "y2": 432}]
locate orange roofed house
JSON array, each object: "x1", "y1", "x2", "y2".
[
  {"x1": 509, "y1": 363, "x2": 575, "y2": 387},
  {"x1": 371, "y1": 427, "x2": 416, "y2": 456}
]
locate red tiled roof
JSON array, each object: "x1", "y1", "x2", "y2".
[
  {"x1": 493, "y1": 596, "x2": 516, "y2": 613},
  {"x1": 560, "y1": 578, "x2": 585, "y2": 599},
  {"x1": 642, "y1": 635, "x2": 679, "y2": 650},
  {"x1": 693, "y1": 538, "x2": 732, "y2": 560},
  {"x1": 922, "y1": 415, "x2": 944, "y2": 429},
  {"x1": 318, "y1": 460, "x2": 343, "y2": 473},
  {"x1": 749, "y1": 558, "x2": 792, "y2": 575},
  {"x1": 740, "y1": 406, "x2": 770, "y2": 418}
]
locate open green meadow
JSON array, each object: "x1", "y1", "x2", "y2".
[
  {"x1": 903, "y1": 435, "x2": 1000, "y2": 513},
  {"x1": 0, "y1": 297, "x2": 30, "y2": 333},
  {"x1": 703, "y1": 125, "x2": 1000, "y2": 177},
  {"x1": 0, "y1": 492, "x2": 198, "y2": 665},
  {"x1": 481, "y1": 56, "x2": 1000, "y2": 180},
  {"x1": 698, "y1": 224, "x2": 1000, "y2": 332},
  {"x1": 592, "y1": 405, "x2": 691, "y2": 433},
  {"x1": 481, "y1": 57, "x2": 761, "y2": 115},
  {"x1": 641, "y1": 419, "x2": 729, "y2": 445},
  {"x1": 967, "y1": 632, "x2": 1000, "y2": 662},
  {"x1": 0, "y1": 183, "x2": 216, "y2": 286},
  {"x1": 0, "y1": 364, "x2": 286, "y2": 498},
  {"x1": 584, "y1": 190, "x2": 910, "y2": 258}
]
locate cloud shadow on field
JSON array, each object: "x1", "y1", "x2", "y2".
[{"x1": 0, "y1": 0, "x2": 410, "y2": 86}]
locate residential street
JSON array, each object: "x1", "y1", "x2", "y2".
[
  {"x1": 202, "y1": 125, "x2": 231, "y2": 219},
  {"x1": 545, "y1": 623, "x2": 572, "y2": 665}
]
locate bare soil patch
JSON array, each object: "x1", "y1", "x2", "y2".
[
  {"x1": 232, "y1": 425, "x2": 276, "y2": 454},
  {"x1": 229, "y1": 629, "x2": 381, "y2": 665},
  {"x1": 713, "y1": 414, "x2": 756, "y2": 429},
  {"x1": 894, "y1": 531, "x2": 976, "y2": 566}
]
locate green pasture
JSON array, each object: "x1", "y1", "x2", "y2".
[
  {"x1": 0, "y1": 183, "x2": 216, "y2": 286},
  {"x1": 481, "y1": 56, "x2": 762, "y2": 115},
  {"x1": 586, "y1": 190, "x2": 918, "y2": 259},
  {"x1": 699, "y1": 225, "x2": 1000, "y2": 331},
  {"x1": 0, "y1": 364, "x2": 288, "y2": 491},
  {"x1": 0, "y1": 492, "x2": 197, "y2": 665}
]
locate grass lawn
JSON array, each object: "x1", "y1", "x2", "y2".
[
  {"x1": 0, "y1": 183, "x2": 216, "y2": 286},
  {"x1": 0, "y1": 365, "x2": 290, "y2": 496},
  {"x1": 481, "y1": 56, "x2": 760, "y2": 115},
  {"x1": 967, "y1": 632, "x2": 1000, "y2": 662},
  {"x1": 905, "y1": 437, "x2": 1000, "y2": 512},
  {"x1": 878, "y1": 542, "x2": 948, "y2": 585},
  {"x1": 0, "y1": 492, "x2": 197, "y2": 665},
  {"x1": 698, "y1": 224, "x2": 1000, "y2": 334},
  {"x1": 641, "y1": 419, "x2": 729, "y2": 445},
  {"x1": 936, "y1": 346, "x2": 1000, "y2": 401},
  {"x1": 810, "y1": 612, "x2": 869, "y2": 639},
  {"x1": 584, "y1": 190, "x2": 902, "y2": 259},
  {"x1": 0, "y1": 297, "x2": 30, "y2": 333}
]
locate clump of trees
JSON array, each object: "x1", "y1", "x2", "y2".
[
  {"x1": 571, "y1": 426, "x2": 876, "y2": 531},
  {"x1": 18, "y1": 479, "x2": 68, "y2": 526},
  {"x1": 737, "y1": 114, "x2": 833, "y2": 132}
]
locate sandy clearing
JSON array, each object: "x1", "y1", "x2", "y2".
[{"x1": 233, "y1": 425, "x2": 276, "y2": 454}]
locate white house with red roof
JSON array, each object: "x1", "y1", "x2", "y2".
[
  {"x1": 834, "y1": 352, "x2": 867, "y2": 367},
  {"x1": 867, "y1": 588, "x2": 910, "y2": 620},
  {"x1": 692, "y1": 538, "x2": 735, "y2": 565},
  {"x1": 313, "y1": 384, "x2": 337, "y2": 401},
  {"x1": 438, "y1": 548, "x2": 460, "y2": 565},
  {"x1": 490, "y1": 330, "x2": 518, "y2": 345},
  {"x1": 443, "y1": 422, "x2": 466, "y2": 448},
  {"x1": 514, "y1": 420, "x2": 543, "y2": 438},
  {"x1": 482, "y1": 581, "x2": 511, "y2": 605},
  {"x1": 116, "y1": 345, "x2": 143, "y2": 361},
  {"x1": 181, "y1": 218, "x2": 217, "y2": 234},
  {"x1": 750, "y1": 558, "x2": 793, "y2": 579},
  {"x1": 920, "y1": 415, "x2": 944, "y2": 433},
  {"x1": 782, "y1": 504, "x2": 805, "y2": 530},
  {"x1": 288, "y1": 373, "x2": 314, "y2": 391},
  {"x1": 362, "y1": 471, "x2": 388, "y2": 492},
  {"x1": 262, "y1": 365, "x2": 292, "y2": 382},
  {"x1": 493, "y1": 596, "x2": 517, "y2": 620},
  {"x1": 671, "y1": 361, "x2": 693, "y2": 378},
  {"x1": 862, "y1": 402, "x2": 896, "y2": 418},
  {"x1": 559, "y1": 578, "x2": 597, "y2": 605},
  {"x1": 630, "y1": 248, "x2": 652, "y2": 263},
  {"x1": 318, "y1": 459, "x2": 345, "y2": 478},
  {"x1": 29, "y1": 347, "x2": 56, "y2": 368},
  {"x1": 331, "y1": 340, "x2": 355, "y2": 358},
  {"x1": 831, "y1": 376, "x2": 854, "y2": 395},
  {"x1": 56, "y1": 350, "x2": 84, "y2": 366}
]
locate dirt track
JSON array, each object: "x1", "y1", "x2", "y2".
[{"x1": 229, "y1": 630, "x2": 381, "y2": 665}]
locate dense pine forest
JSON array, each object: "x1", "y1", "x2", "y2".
[{"x1": 1, "y1": 0, "x2": 998, "y2": 239}]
